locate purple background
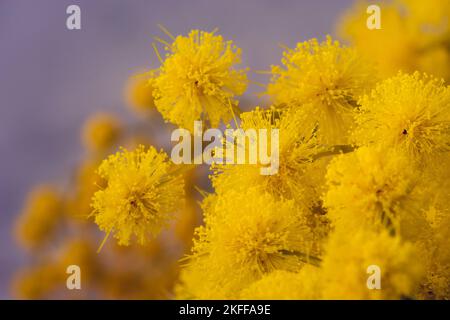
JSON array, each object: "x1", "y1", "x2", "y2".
[{"x1": 0, "y1": 0, "x2": 352, "y2": 298}]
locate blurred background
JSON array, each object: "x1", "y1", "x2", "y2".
[{"x1": 0, "y1": 0, "x2": 353, "y2": 299}]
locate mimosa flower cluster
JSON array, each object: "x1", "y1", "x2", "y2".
[{"x1": 14, "y1": 0, "x2": 450, "y2": 300}]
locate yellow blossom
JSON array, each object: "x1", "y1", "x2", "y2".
[
  {"x1": 399, "y1": 0, "x2": 450, "y2": 32},
  {"x1": 15, "y1": 185, "x2": 63, "y2": 249},
  {"x1": 82, "y1": 113, "x2": 122, "y2": 152},
  {"x1": 13, "y1": 239, "x2": 100, "y2": 299},
  {"x1": 91, "y1": 145, "x2": 185, "y2": 246},
  {"x1": 267, "y1": 36, "x2": 376, "y2": 144},
  {"x1": 176, "y1": 189, "x2": 317, "y2": 299},
  {"x1": 212, "y1": 107, "x2": 328, "y2": 211},
  {"x1": 352, "y1": 72, "x2": 450, "y2": 164},
  {"x1": 324, "y1": 146, "x2": 428, "y2": 241},
  {"x1": 125, "y1": 70, "x2": 158, "y2": 114},
  {"x1": 321, "y1": 229, "x2": 424, "y2": 299},
  {"x1": 419, "y1": 208, "x2": 450, "y2": 299},
  {"x1": 338, "y1": 0, "x2": 450, "y2": 81},
  {"x1": 66, "y1": 159, "x2": 106, "y2": 222},
  {"x1": 14, "y1": 16, "x2": 450, "y2": 301},
  {"x1": 153, "y1": 29, "x2": 248, "y2": 131},
  {"x1": 56, "y1": 239, "x2": 99, "y2": 284}
]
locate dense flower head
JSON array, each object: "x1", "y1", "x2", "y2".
[
  {"x1": 401, "y1": 0, "x2": 450, "y2": 31},
  {"x1": 176, "y1": 189, "x2": 317, "y2": 299},
  {"x1": 323, "y1": 146, "x2": 428, "y2": 241},
  {"x1": 320, "y1": 229, "x2": 424, "y2": 299},
  {"x1": 91, "y1": 145, "x2": 184, "y2": 246},
  {"x1": 352, "y1": 72, "x2": 450, "y2": 164},
  {"x1": 12, "y1": 263, "x2": 60, "y2": 299},
  {"x1": 212, "y1": 107, "x2": 328, "y2": 210},
  {"x1": 154, "y1": 29, "x2": 248, "y2": 131},
  {"x1": 267, "y1": 36, "x2": 376, "y2": 144}
]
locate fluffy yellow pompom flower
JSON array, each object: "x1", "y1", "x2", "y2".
[
  {"x1": 91, "y1": 145, "x2": 184, "y2": 246},
  {"x1": 125, "y1": 70, "x2": 157, "y2": 114},
  {"x1": 240, "y1": 266, "x2": 322, "y2": 300},
  {"x1": 352, "y1": 72, "x2": 450, "y2": 164},
  {"x1": 212, "y1": 107, "x2": 328, "y2": 210},
  {"x1": 321, "y1": 229, "x2": 424, "y2": 299},
  {"x1": 177, "y1": 190, "x2": 317, "y2": 299},
  {"x1": 267, "y1": 36, "x2": 376, "y2": 144},
  {"x1": 154, "y1": 29, "x2": 248, "y2": 131},
  {"x1": 82, "y1": 113, "x2": 122, "y2": 152},
  {"x1": 15, "y1": 185, "x2": 63, "y2": 249},
  {"x1": 324, "y1": 146, "x2": 428, "y2": 241}
]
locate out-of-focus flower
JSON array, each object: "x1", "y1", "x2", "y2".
[
  {"x1": 352, "y1": 72, "x2": 450, "y2": 164},
  {"x1": 91, "y1": 145, "x2": 185, "y2": 246},
  {"x1": 324, "y1": 146, "x2": 428, "y2": 241},
  {"x1": 419, "y1": 208, "x2": 450, "y2": 299},
  {"x1": 240, "y1": 266, "x2": 322, "y2": 299},
  {"x1": 125, "y1": 70, "x2": 158, "y2": 114},
  {"x1": 15, "y1": 185, "x2": 63, "y2": 249},
  {"x1": 174, "y1": 170, "x2": 199, "y2": 248},
  {"x1": 97, "y1": 236, "x2": 181, "y2": 299},
  {"x1": 154, "y1": 29, "x2": 248, "y2": 131},
  {"x1": 12, "y1": 263, "x2": 61, "y2": 299},
  {"x1": 66, "y1": 159, "x2": 106, "y2": 222},
  {"x1": 13, "y1": 239, "x2": 100, "y2": 299},
  {"x1": 400, "y1": 0, "x2": 450, "y2": 30},
  {"x1": 338, "y1": 0, "x2": 450, "y2": 81},
  {"x1": 82, "y1": 113, "x2": 122, "y2": 152},
  {"x1": 320, "y1": 229, "x2": 424, "y2": 299},
  {"x1": 56, "y1": 239, "x2": 100, "y2": 285},
  {"x1": 267, "y1": 36, "x2": 376, "y2": 144}
]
